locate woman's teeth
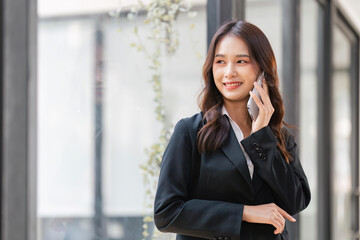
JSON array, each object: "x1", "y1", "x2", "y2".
[{"x1": 225, "y1": 82, "x2": 243, "y2": 86}]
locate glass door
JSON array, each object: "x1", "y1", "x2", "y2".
[{"x1": 331, "y1": 17, "x2": 359, "y2": 240}]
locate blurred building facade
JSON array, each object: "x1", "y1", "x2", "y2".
[{"x1": 1, "y1": 0, "x2": 360, "y2": 240}]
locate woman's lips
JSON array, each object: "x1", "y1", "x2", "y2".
[{"x1": 223, "y1": 82, "x2": 243, "y2": 89}]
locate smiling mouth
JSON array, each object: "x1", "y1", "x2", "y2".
[{"x1": 224, "y1": 82, "x2": 243, "y2": 87}]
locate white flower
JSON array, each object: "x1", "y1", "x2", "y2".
[
  {"x1": 127, "y1": 13, "x2": 135, "y2": 20},
  {"x1": 170, "y1": 4, "x2": 179, "y2": 11},
  {"x1": 162, "y1": 15, "x2": 170, "y2": 21},
  {"x1": 154, "y1": 18, "x2": 160, "y2": 25},
  {"x1": 108, "y1": 8, "x2": 120, "y2": 17},
  {"x1": 158, "y1": 7, "x2": 166, "y2": 16},
  {"x1": 187, "y1": 11, "x2": 197, "y2": 18},
  {"x1": 168, "y1": 9, "x2": 176, "y2": 16}
]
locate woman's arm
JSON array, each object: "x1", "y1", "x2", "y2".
[
  {"x1": 154, "y1": 119, "x2": 243, "y2": 240},
  {"x1": 241, "y1": 126, "x2": 311, "y2": 216}
]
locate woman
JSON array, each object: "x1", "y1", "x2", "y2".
[{"x1": 153, "y1": 20, "x2": 311, "y2": 240}]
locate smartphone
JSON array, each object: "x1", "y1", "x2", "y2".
[{"x1": 247, "y1": 71, "x2": 265, "y2": 121}]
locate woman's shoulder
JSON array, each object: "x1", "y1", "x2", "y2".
[
  {"x1": 170, "y1": 112, "x2": 203, "y2": 147},
  {"x1": 174, "y1": 112, "x2": 204, "y2": 136},
  {"x1": 181, "y1": 112, "x2": 204, "y2": 126},
  {"x1": 280, "y1": 127, "x2": 297, "y2": 149}
]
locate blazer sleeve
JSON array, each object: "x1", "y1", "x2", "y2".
[
  {"x1": 241, "y1": 126, "x2": 311, "y2": 216},
  {"x1": 154, "y1": 119, "x2": 244, "y2": 240}
]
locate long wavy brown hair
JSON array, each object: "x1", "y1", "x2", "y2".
[{"x1": 197, "y1": 20, "x2": 293, "y2": 163}]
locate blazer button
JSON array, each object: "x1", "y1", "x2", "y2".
[
  {"x1": 224, "y1": 237, "x2": 230, "y2": 240},
  {"x1": 218, "y1": 237, "x2": 224, "y2": 240},
  {"x1": 253, "y1": 142, "x2": 259, "y2": 148},
  {"x1": 260, "y1": 153, "x2": 266, "y2": 161},
  {"x1": 255, "y1": 148, "x2": 262, "y2": 153},
  {"x1": 212, "y1": 238, "x2": 217, "y2": 240}
]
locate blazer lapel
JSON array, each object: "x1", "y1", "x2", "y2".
[{"x1": 221, "y1": 126, "x2": 253, "y2": 190}]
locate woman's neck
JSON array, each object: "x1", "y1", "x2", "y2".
[{"x1": 223, "y1": 100, "x2": 252, "y2": 137}]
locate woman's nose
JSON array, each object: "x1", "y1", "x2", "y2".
[{"x1": 225, "y1": 65, "x2": 237, "y2": 78}]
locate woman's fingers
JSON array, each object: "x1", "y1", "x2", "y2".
[
  {"x1": 260, "y1": 81, "x2": 273, "y2": 108},
  {"x1": 250, "y1": 82, "x2": 274, "y2": 133},
  {"x1": 271, "y1": 212, "x2": 285, "y2": 234},
  {"x1": 254, "y1": 81, "x2": 273, "y2": 111},
  {"x1": 262, "y1": 78, "x2": 270, "y2": 94},
  {"x1": 277, "y1": 206, "x2": 296, "y2": 222},
  {"x1": 272, "y1": 205, "x2": 296, "y2": 234},
  {"x1": 249, "y1": 90, "x2": 263, "y2": 110},
  {"x1": 251, "y1": 82, "x2": 274, "y2": 121},
  {"x1": 277, "y1": 212, "x2": 286, "y2": 233}
]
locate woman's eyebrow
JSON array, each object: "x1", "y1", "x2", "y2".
[{"x1": 215, "y1": 53, "x2": 250, "y2": 58}]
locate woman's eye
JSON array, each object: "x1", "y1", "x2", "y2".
[
  {"x1": 216, "y1": 60, "x2": 225, "y2": 64},
  {"x1": 237, "y1": 60, "x2": 246, "y2": 64}
]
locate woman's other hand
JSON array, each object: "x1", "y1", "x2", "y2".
[
  {"x1": 249, "y1": 80, "x2": 274, "y2": 133},
  {"x1": 242, "y1": 203, "x2": 296, "y2": 235}
]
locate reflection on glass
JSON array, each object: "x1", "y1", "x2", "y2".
[
  {"x1": 299, "y1": 1, "x2": 318, "y2": 240},
  {"x1": 38, "y1": 1, "x2": 206, "y2": 239},
  {"x1": 331, "y1": 26, "x2": 352, "y2": 240}
]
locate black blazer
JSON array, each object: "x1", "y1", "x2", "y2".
[{"x1": 154, "y1": 112, "x2": 311, "y2": 240}]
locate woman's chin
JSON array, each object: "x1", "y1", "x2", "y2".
[{"x1": 223, "y1": 95, "x2": 249, "y2": 104}]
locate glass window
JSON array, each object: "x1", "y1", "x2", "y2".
[
  {"x1": 299, "y1": 0, "x2": 319, "y2": 240},
  {"x1": 37, "y1": 1, "x2": 207, "y2": 239},
  {"x1": 331, "y1": 25, "x2": 353, "y2": 240},
  {"x1": 245, "y1": 0, "x2": 283, "y2": 87},
  {"x1": 38, "y1": 18, "x2": 96, "y2": 239}
]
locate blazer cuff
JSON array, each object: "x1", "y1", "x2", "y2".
[{"x1": 240, "y1": 126, "x2": 277, "y2": 162}]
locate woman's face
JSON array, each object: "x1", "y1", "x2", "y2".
[{"x1": 212, "y1": 35, "x2": 260, "y2": 104}]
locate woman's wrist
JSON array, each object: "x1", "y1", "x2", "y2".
[{"x1": 242, "y1": 205, "x2": 250, "y2": 222}]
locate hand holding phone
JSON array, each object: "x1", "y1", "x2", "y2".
[{"x1": 247, "y1": 71, "x2": 265, "y2": 121}]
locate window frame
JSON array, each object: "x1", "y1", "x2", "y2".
[{"x1": 1, "y1": 0, "x2": 37, "y2": 239}]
